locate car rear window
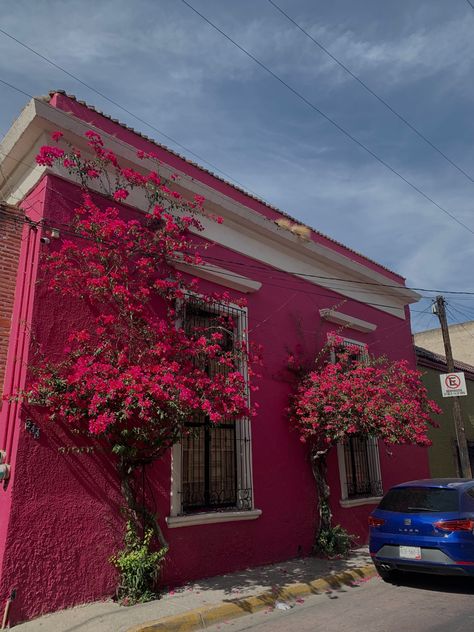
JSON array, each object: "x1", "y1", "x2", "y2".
[{"x1": 379, "y1": 487, "x2": 459, "y2": 513}]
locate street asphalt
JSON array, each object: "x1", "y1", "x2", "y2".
[{"x1": 203, "y1": 571, "x2": 474, "y2": 631}]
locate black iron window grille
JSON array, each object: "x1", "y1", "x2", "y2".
[
  {"x1": 343, "y1": 436, "x2": 383, "y2": 499},
  {"x1": 332, "y1": 338, "x2": 383, "y2": 500},
  {"x1": 331, "y1": 338, "x2": 369, "y2": 365},
  {"x1": 180, "y1": 299, "x2": 253, "y2": 514}
]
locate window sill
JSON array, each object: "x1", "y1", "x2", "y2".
[
  {"x1": 339, "y1": 496, "x2": 382, "y2": 508},
  {"x1": 166, "y1": 509, "x2": 262, "y2": 528}
]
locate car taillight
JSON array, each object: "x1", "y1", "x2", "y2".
[
  {"x1": 368, "y1": 516, "x2": 385, "y2": 527},
  {"x1": 434, "y1": 519, "x2": 474, "y2": 532}
]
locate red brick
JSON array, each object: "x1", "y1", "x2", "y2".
[{"x1": 0, "y1": 205, "x2": 23, "y2": 395}]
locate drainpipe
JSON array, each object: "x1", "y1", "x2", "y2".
[{"x1": 0, "y1": 220, "x2": 40, "y2": 469}]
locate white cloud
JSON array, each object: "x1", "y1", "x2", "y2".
[
  {"x1": 306, "y1": 15, "x2": 474, "y2": 92},
  {"x1": 230, "y1": 147, "x2": 474, "y2": 294}
]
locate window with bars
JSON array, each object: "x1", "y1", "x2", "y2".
[
  {"x1": 343, "y1": 436, "x2": 383, "y2": 499},
  {"x1": 178, "y1": 300, "x2": 253, "y2": 515},
  {"x1": 333, "y1": 337, "x2": 383, "y2": 501}
]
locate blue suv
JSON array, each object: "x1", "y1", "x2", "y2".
[{"x1": 369, "y1": 479, "x2": 474, "y2": 580}]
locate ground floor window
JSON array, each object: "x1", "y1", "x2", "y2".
[
  {"x1": 170, "y1": 298, "x2": 254, "y2": 517},
  {"x1": 342, "y1": 436, "x2": 383, "y2": 499},
  {"x1": 332, "y1": 336, "x2": 383, "y2": 502},
  {"x1": 181, "y1": 415, "x2": 253, "y2": 513}
]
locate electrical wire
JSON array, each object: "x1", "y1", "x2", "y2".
[
  {"x1": 1, "y1": 98, "x2": 473, "y2": 304},
  {"x1": 0, "y1": 207, "x2": 429, "y2": 360},
  {"x1": 3, "y1": 175, "x2": 474, "y2": 299},
  {"x1": 3, "y1": 6, "x2": 474, "y2": 246},
  {"x1": 2, "y1": 196, "x2": 474, "y2": 300},
  {"x1": 447, "y1": 302, "x2": 474, "y2": 326},
  {"x1": 0, "y1": 62, "x2": 257, "y2": 197},
  {"x1": 411, "y1": 303, "x2": 436, "y2": 333},
  {"x1": 6, "y1": 208, "x2": 474, "y2": 309},
  {"x1": 3, "y1": 72, "x2": 474, "y2": 291},
  {"x1": 267, "y1": 0, "x2": 474, "y2": 186},
  {"x1": 0, "y1": 206, "x2": 456, "y2": 314},
  {"x1": 449, "y1": 301, "x2": 474, "y2": 318},
  {"x1": 180, "y1": 0, "x2": 474, "y2": 236},
  {"x1": 0, "y1": 151, "x2": 431, "y2": 298},
  {"x1": 0, "y1": 83, "x2": 349, "y2": 243}
]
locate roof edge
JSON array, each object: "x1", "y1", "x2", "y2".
[{"x1": 45, "y1": 90, "x2": 406, "y2": 283}]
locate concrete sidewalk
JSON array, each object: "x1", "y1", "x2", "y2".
[{"x1": 12, "y1": 548, "x2": 374, "y2": 631}]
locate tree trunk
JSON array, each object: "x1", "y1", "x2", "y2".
[
  {"x1": 117, "y1": 458, "x2": 168, "y2": 550},
  {"x1": 311, "y1": 450, "x2": 332, "y2": 551}
]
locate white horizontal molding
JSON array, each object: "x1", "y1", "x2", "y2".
[
  {"x1": 319, "y1": 309, "x2": 377, "y2": 333},
  {"x1": 339, "y1": 497, "x2": 382, "y2": 508},
  {"x1": 0, "y1": 98, "x2": 420, "y2": 318},
  {"x1": 172, "y1": 257, "x2": 262, "y2": 294},
  {"x1": 166, "y1": 509, "x2": 262, "y2": 528}
]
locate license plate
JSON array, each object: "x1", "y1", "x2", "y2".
[{"x1": 399, "y1": 545, "x2": 421, "y2": 560}]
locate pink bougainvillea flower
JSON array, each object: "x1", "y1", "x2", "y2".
[
  {"x1": 85, "y1": 130, "x2": 103, "y2": 143},
  {"x1": 113, "y1": 188, "x2": 129, "y2": 201},
  {"x1": 36, "y1": 146, "x2": 65, "y2": 166},
  {"x1": 17, "y1": 130, "x2": 256, "y2": 479}
]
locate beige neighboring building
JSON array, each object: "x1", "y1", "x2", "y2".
[{"x1": 414, "y1": 321, "x2": 474, "y2": 366}]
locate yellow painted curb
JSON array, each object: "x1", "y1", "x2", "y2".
[{"x1": 126, "y1": 563, "x2": 376, "y2": 632}]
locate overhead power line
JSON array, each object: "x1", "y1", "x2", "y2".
[
  {"x1": 0, "y1": 29, "x2": 260, "y2": 196},
  {"x1": 267, "y1": 0, "x2": 474, "y2": 185},
  {"x1": 2, "y1": 204, "x2": 474, "y2": 300},
  {"x1": 2, "y1": 106, "x2": 474, "y2": 304},
  {"x1": 180, "y1": 0, "x2": 474, "y2": 236},
  {"x1": 0, "y1": 130, "x2": 439, "y2": 290},
  {"x1": 2, "y1": 10, "x2": 474, "y2": 242},
  {"x1": 447, "y1": 302, "x2": 474, "y2": 323},
  {"x1": 0, "y1": 100, "x2": 443, "y2": 294},
  {"x1": 0, "y1": 207, "x2": 432, "y2": 314},
  {"x1": 465, "y1": 0, "x2": 474, "y2": 11}
]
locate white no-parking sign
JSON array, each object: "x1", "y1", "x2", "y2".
[{"x1": 440, "y1": 372, "x2": 467, "y2": 397}]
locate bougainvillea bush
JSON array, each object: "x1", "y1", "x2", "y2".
[
  {"x1": 17, "y1": 131, "x2": 257, "y2": 599},
  {"x1": 289, "y1": 336, "x2": 441, "y2": 554}
]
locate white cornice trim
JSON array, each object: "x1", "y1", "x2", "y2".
[
  {"x1": 172, "y1": 258, "x2": 262, "y2": 294},
  {"x1": 319, "y1": 309, "x2": 377, "y2": 333},
  {"x1": 0, "y1": 98, "x2": 420, "y2": 319}
]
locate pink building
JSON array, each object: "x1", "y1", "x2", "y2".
[{"x1": 0, "y1": 92, "x2": 428, "y2": 624}]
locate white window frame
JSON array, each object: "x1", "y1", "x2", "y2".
[
  {"x1": 167, "y1": 297, "x2": 260, "y2": 527},
  {"x1": 330, "y1": 336, "x2": 383, "y2": 508}
]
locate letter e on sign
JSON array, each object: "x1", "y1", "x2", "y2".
[{"x1": 440, "y1": 372, "x2": 467, "y2": 397}]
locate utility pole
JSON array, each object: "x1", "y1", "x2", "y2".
[{"x1": 433, "y1": 296, "x2": 472, "y2": 478}]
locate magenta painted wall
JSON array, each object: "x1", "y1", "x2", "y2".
[
  {"x1": 0, "y1": 95, "x2": 430, "y2": 625},
  {"x1": 0, "y1": 179, "x2": 47, "y2": 590}
]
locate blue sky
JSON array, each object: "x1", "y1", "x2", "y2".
[{"x1": 1, "y1": 0, "x2": 474, "y2": 332}]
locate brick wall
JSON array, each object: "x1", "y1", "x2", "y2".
[{"x1": 0, "y1": 205, "x2": 23, "y2": 397}]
